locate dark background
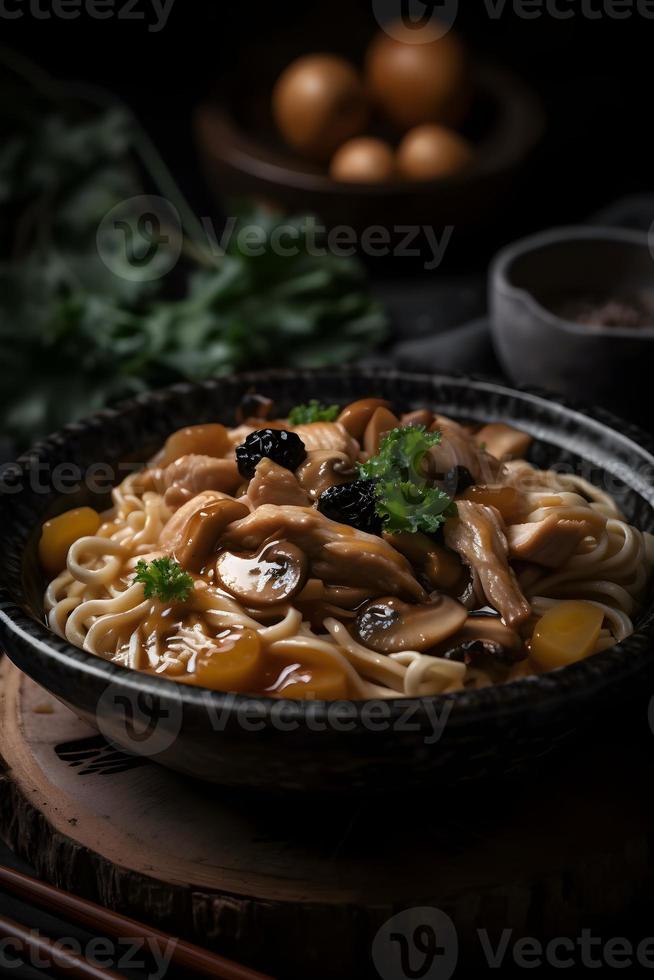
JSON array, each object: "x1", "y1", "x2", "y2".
[
  {"x1": 6, "y1": 0, "x2": 653, "y2": 249},
  {"x1": 2, "y1": 4, "x2": 654, "y2": 977},
  {"x1": 6, "y1": 0, "x2": 654, "y2": 360}
]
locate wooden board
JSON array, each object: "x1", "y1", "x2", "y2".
[{"x1": 2, "y1": 657, "x2": 654, "y2": 978}]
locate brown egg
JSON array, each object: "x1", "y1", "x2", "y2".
[
  {"x1": 365, "y1": 21, "x2": 469, "y2": 131},
  {"x1": 329, "y1": 137, "x2": 395, "y2": 183},
  {"x1": 272, "y1": 54, "x2": 368, "y2": 162},
  {"x1": 397, "y1": 124, "x2": 473, "y2": 181}
]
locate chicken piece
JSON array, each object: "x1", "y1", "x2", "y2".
[
  {"x1": 506, "y1": 514, "x2": 595, "y2": 568},
  {"x1": 291, "y1": 422, "x2": 359, "y2": 461},
  {"x1": 475, "y1": 423, "x2": 532, "y2": 461},
  {"x1": 428, "y1": 416, "x2": 502, "y2": 485},
  {"x1": 444, "y1": 500, "x2": 531, "y2": 627},
  {"x1": 153, "y1": 454, "x2": 241, "y2": 510},
  {"x1": 222, "y1": 505, "x2": 425, "y2": 601},
  {"x1": 247, "y1": 458, "x2": 311, "y2": 508},
  {"x1": 159, "y1": 491, "x2": 249, "y2": 570}
]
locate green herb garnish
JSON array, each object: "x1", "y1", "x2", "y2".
[
  {"x1": 135, "y1": 558, "x2": 194, "y2": 603},
  {"x1": 358, "y1": 426, "x2": 457, "y2": 534},
  {"x1": 288, "y1": 400, "x2": 340, "y2": 425}
]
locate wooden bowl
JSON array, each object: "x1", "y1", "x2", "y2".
[
  {"x1": 194, "y1": 64, "x2": 545, "y2": 235},
  {"x1": 2, "y1": 369, "x2": 653, "y2": 794}
]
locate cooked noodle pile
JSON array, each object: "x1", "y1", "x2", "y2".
[{"x1": 42, "y1": 396, "x2": 654, "y2": 699}]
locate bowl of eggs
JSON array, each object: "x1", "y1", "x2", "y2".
[{"x1": 194, "y1": 20, "x2": 545, "y2": 237}]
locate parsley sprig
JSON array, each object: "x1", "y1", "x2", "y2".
[
  {"x1": 135, "y1": 557, "x2": 194, "y2": 603},
  {"x1": 358, "y1": 426, "x2": 457, "y2": 534},
  {"x1": 288, "y1": 400, "x2": 340, "y2": 425}
]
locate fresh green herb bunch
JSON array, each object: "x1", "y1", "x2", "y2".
[
  {"x1": 0, "y1": 59, "x2": 388, "y2": 447},
  {"x1": 288, "y1": 400, "x2": 340, "y2": 425},
  {"x1": 358, "y1": 426, "x2": 457, "y2": 534},
  {"x1": 135, "y1": 557, "x2": 194, "y2": 603}
]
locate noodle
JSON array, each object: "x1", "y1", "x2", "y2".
[{"x1": 41, "y1": 400, "x2": 654, "y2": 699}]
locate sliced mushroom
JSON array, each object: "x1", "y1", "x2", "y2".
[
  {"x1": 400, "y1": 409, "x2": 434, "y2": 428},
  {"x1": 384, "y1": 532, "x2": 464, "y2": 591},
  {"x1": 428, "y1": 415, "x2": 502, "y2": 485},
  {"x1": 216, "y1": 541, "x2": 308, "y2": 606},
  {"x1": 363, "y1": 406, "x2": 400, "y2": 457},
  {"x1": 354, "y1": 594, "x2": 467, "y2": 653},
  {"x1": 236, "y1": 392, "x2": 274, "y2": 424},
  {"x1": 295, "y1": 450, "x2": 356, "y2": 500},
  {"x1": 475, "y1": 423, "x2": 532, "y2": 461},
  {"x1": 337, "y1": 397, "x2": 392, "y2": 440},
  {"x1": 438, "y1": 615, "x2": 525, "y2": 666},
  {"x1": 160, "y1": 492, "x2": 249, "y2": 571},
  {"x1": 462, "y1": 485, "x2": 527, "y2": 523},
  {"x1": 296, "y1": 579, "x2": 372, "y2": 608}
]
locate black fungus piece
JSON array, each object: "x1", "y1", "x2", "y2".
[
  {"x1": 317, "y1": 479, "x2": 382, "y2": 534},
  {"x1": 236, "y1": 429, "x2": 306, "y2": 479}
]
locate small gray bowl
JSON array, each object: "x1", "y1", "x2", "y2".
[{"x1": 490, "y1": 226, "x2": 654, "y2": 416}]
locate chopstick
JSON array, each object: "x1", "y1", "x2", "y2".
[
  {"x1": 0, "y1": 864, "x2": 275, "y2": 980},
  {"x1": 0, "y1": 911, "x2": 123, "y2": 979}
]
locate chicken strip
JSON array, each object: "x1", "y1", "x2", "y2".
[
  {"x1": 222, "y1": 505, "x2": 425, "y2": 601},
  {"x1": 291, "y1": 422, "x2": 359, "y2": 461},
  {"x1": 153, "y1": 454, "x2": 241, "y2": 510},
  {"x1": 444, "y1": 500, "x2": 531, "y2": 626},
  {"x1": 247, "y1": 458, "x2": 311, "y2": 508}
]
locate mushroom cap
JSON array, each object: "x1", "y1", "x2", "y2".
[
  {"x1": 160, "y1": 493, "x2": 249, "y2": 571},
  {"x1": 354, "y1": 594, "x2": 467, "y2": 653},
  {"x1": 337, "y1": 398, "x2": 392, "y2": 441},
  {"x1": 216, "y1": 540, "x2": 308, "y2": 606},
  {"x1": 438, "y1": 615, "x2": 525, "y2": 666}
]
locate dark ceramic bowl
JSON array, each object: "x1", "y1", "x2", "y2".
[
  {"x1": 1, "y1": 370, "x2": 654, "y2": 794},
  {"x1": 490, "y1": 226, "x2": 654, "y2": 417},
  {"x1": 195, "y1": 64, "x2": 544, "y2": 239}
]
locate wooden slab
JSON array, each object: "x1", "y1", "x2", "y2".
[{"x1": 2, "y1": 657, "x2": 654, "y2": 978}]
